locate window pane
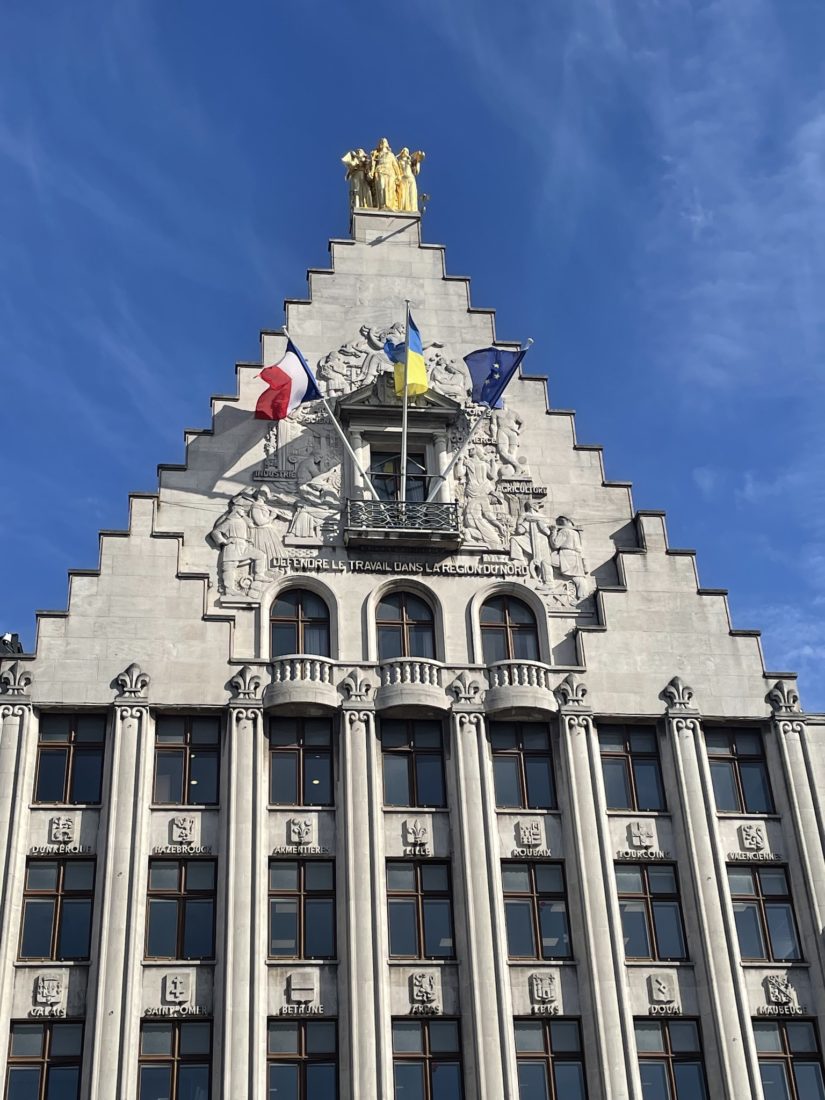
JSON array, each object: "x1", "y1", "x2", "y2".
[
  {"x1": 615, "y1": 867, "x2": 644, "y2": 894},
  {"x1": 141, "y1": 1023, "x2": 174, "y2": 1054},
  {"x1": 304, "y1": 754, "x2": 332, "y2": 806},
  {"x1": 431, "y1": 1062, "x2": 462, "y2": 1100},
  {"x1": 147, "y1": 899, "x2": 178, "y2": 957},
  {"x1": 177, "y1": 1065, "x2": 209, "y2": 1100},
  {"x1": 493, "y1": 757, "x2": 522, "y2": 808},
  {"x1": 305, "y1": 898, "x2": 334, "y2": 957},
  {"x1": 647, "y1": 867, "x2": 677, "y2": 894},
  {"x1": 481, "y1": 598, "x2": 506, "y2": 624},
  {"x1": 752, "y1": 1023, "x2": 782, "y2": 1053},
  {"x1": 138, "y1": 1066, "x2": 172, "y2": 1100},
  {"x1": 27, "y1": 863, "x2": 59, "y2": 891},
  {"x1": 393, "y1": 1063, "x2": 425, "y2": 1100},
  {"x1": 793, "y1": 1065, "x2": 825, "y2": 1100},
  {"x1": 634, "y1": 1022, "x2": 665, "y2": 1052},
  {"x1": 271, "y1": 622, "x2": 298, "y2": 657},
  {"x1": 672, "y1": 1063, "x2": 708, "y2": 1100},
  {"x1": 652, "y1": 902, "x2": 687, "y2": 958},
  {"x1": 268, "y1": 1063, "x2": 298, "y2": 1099},
  {"x1": 735, "y1": 731, "x2": 763, "y2": 755},
  {"x1": 270, "y1": 900, "x2": 298, "y2": 956},
  {"x1": 740, "y1": 763, "x2": 774, "y2": 814},
  {"x1": 525, "y1": 758, "x2": 555, "y2": 809},
  {"x1": 156, "y1": 716, "x2": 186, "y2": 743},
  {"x1": 727, "y1": 868, "x2": 756, "y2": 895},
  {"x1": 550, "y1": 1021, "x2": 582, "y2": 1052},
  {"x1": 63, "y1": 862, "x2": 94, "y2": 891},
  {"x1": 539, "y1": 901, "x2": 570, "y2": 957},
  {"x1": 732, "y1": 902, "x2": 767, "y2": 958},
  {"x1": 189, "y1": 753, "x2": 218, "y2": 804},
  {"x1": 378, "y1": 626, "x2": 404, "y2": 660},
  {"x1": 759, "y1": 1064, "x2": 792, "y2": 1100},
  {"x1": 517, "y1": 1063, "x2": 550, "y2": 1100},
  {"x1": 514, "y1": 1022, "x2": 544, "y2": 1053},
  {"x1": 638, "y1": 1062, "x2": 671, "y2": 1100},
  {"x1": 553, "y1": 1063, "x2": 586, "y2": 1100},
  {"x1": 502, "y1": 866, "x2": 532, "y2": 893},
  {"x1": 629, "y1": 730, "x2": 657, "y2": 753},
  {"x1": 601, "y1": 759, "x2": 632, "y2": 810},
  {"x1": 429, "y1": 1020, "x2": 460, "y2": 1052},
  {"x1": 512, "y1": 630, "x2": 540, "y2": 661},
  {"x1": 183, "y1": 898, "x2": 214, "y2": 958},
  {"x1": 765, "y1": 904, "x2": 801, "y2": 960},
  {"x1": 377, "y1": 592, "x2": 403, "y2": 619},
  {"x1": 302, "y1": 622, "x2": 330, "y2": 658},
  {"x1": 20, "y1": 900, "x2": 54, "y2": 958},
  {"x1": 185, "y1": 862, "x2": 215, "y2": 891},
  {"x1": 392, "y1": 1021, "x2": 423, "y2": 1053},
  {"x1": 760, "y1": 869, "x2": 790, "y2": 896},
  {"x1": 387, "y1": 865, "x2": 416, "y2": 891},
  {"x1": 271, "y1": 753, "x2": 299, "y2": 804},
  {"x1": 709, "y1": 761, "x2": 740, "y2": 812},
  {"x1": 668, "y1": 1021, "x2": 700, "y2": 1053},
  {"x1": 305, "y1": 862, "x2": 333, "y2": 892},
  {"x1": 620, "y1": 902, "x2": 651, "y2": 958},
  {"x1": 179, "y1": 1023, "x2": 210, "y2": 1055},
  {"x1": 35, "y1": 751, "x2": 68, "y2": 802},
  {"x1": 149, "y1": 862, "x2": 180, "y2": 891},
  {"x1": 39, "y1": 716, "x2": 71, "y2": 740},
  {"x1": 305, "y1": 1063, "x2": 336, "y2": 1098},
  {"x1": 384, "y1": 756, "x2": 411, "y2": 807},
  {"x1": 49, "y1": 1024, "x2": 83, "y2": 1056},
  {"x1": 7, "y1": 1069, "x2": 42, "y2": 1100},
  {"x1": 70, "y1": 750, "x2": 103, "y2": 803},
  {"x1": 420, "y1": 865, "x2": 448, "y2": 892},
  {"x1": 45, "y1": 1066, "x2": 80, "y2": 1100},
  {"x1": 188, "y1": 717, "x2": 219, "y2": 744},
  {"x1": 423, "y1": 899, "x2": 454, "y2": 957},
  {"x1": 415, "y1": 756, "x2": 445, "y2": 807},
  {"x1": 633, "y1": 760, "x2": 666, "y2": 811},
  {"x1": 268, "y1": 1023, "x2": 300, "y2": 1054},
  {"x1": 306, "y1": 1021, "x2": 336, "y2": 1054},
  {"x1": 408, "y1": 625, "x2": 435, "y2": 659},
  {"x1": 11, "y1": 1025, "x2": 44, "y2": 1057},
  {"x1": 389, "y1": 900, "x2": 418, "y2": 956},
  {"x1": 505, "y1": 900, "x2": 536, "y2": 957},
  {"x1": 786, "y1": 1023, "x2": 818, "y2": 1053},
  {"x1": 154, "y1": 752, "x2": 184, "y2": 803},
  {"x1": 482, "y1": 630, "x2": 509, "y2": 665}
]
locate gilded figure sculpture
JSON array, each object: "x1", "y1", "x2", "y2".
[
  {"x1": 342, "y1": 139, "x2": 426, "y2": 212},
  {"x1": 341, "y1": 148, "x2": 372, "y2": 210}
]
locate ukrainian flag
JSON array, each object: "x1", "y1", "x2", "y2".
[{"x1": 385, "y1": 311, "x2": 428, "y2": 397}]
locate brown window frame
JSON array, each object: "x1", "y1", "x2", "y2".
[
  {"x1": 597, "y1": 723, "x2": 667, "y2": 812},
  {"x1": 268, "y1": 859, "x2": 336, "y2": 961},
  {"x1": 145, "y1": 859, "x2": 216, "y2": 962},
  {"x1": 270, "y1": 588, "x2": 331, "y2": 658},
  {"x1": 502, "y1": 861, "x2": 572, "y2": 961},
  {"x1": 5, "y1": 1020, "x2": 84, "y2": 1099},
  {"x1": 375, "y1": 591, "x2": 436, "y2": 660},
  {"x1": 386, "y1": 860, "x2": 455, "y2": 961},
  {"x1": 19, "y1": 859, "x2": 95, "y2": 962},
  {"x1": 391, "y1": 1017, "x2": 463, "y2": 1100},
  {"x1": 267, "y1": 1018, "x2": 338, "y2": 1098},
  {"x1": 479, "y1": 594, "x2": 540, "y2": 664},
  {"x1": 268, "y1": 717, "x2": 334, "y2": 808},
  {"x1": 138, "y1": 1018, "x2": 212, "y2": 1100},
  {"x1": 33, "y1": 713, "x2": 106, "y2": 806},
  {"x1": 380, "y1": 718, "x2": 446, "y2": 809},
  {"x1": 753, "y1": 1018, "x2": 825, "y2": 1100},
  {"x1": 705, "y1": 726, "x2": 775, "y2": 814},
  {"x1": 490, "y1": 721, "x2": 557, "y2": 810},
  {"x1": 514, "y1": 1017, "x2": 588, "y2": 1099},
  {"x1": 634, "y1": 1018, "x2": 709, "y2": 1099},
  {"x1": 152, "y1": 715, "x2": 220, "y2": 807},
  {"x1": 616, "y1": 862, "x2": 688, "y2": 961},
  {"x1": 727, "y1": 864, "x2": 802, "y2": 962}
]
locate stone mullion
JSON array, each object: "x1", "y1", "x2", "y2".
[
  {"x1": 558, "y1": 706, "x2": 634, "y2": 1100},
  {"x1": 218, "y1": 704, "x2": 264, "y2": 1100},
  {"x1": 87, "y1": 701, "x2": 151, "y2": 1100},
  {"x1": 449, "y1": 707, "x2": 511, "y2": 1098},
  {"x1": 339, "y1": 707, "x2": 384, "y2": 1100},
  {"x1": 667, "y1": 708, "x2": 758, "y2": 1097},
  {"x1": 0, "y1": 700, "x2": 35, "y2": 1086}
]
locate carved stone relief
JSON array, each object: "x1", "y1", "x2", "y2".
[
  {"x1": 740, "y1": 823, "x2": 767, "y2": 852},
  {"x1": 171, "y1": 817, "x2": 195, "y2": 845},
  {"x1": 289, "y1": 818, "x2": 315, "y2": 846},
  {"x1": 629, "y1": 822, "x2": 655, "y2": 850},
  {"x1": 529, "y1": 972, "x2": 559, "y2": 1015},
  {"x1": 517, "y1": 820, "x2": 543, "y2": 849},
  {"x1": 410, "y1": 971, "x2": 441, "y2": 1014},
  {"x1": 282, "y1": 971, "x2": 324, "y2": 1015},
  {"x1": 509, "y1": 504, "x2": 596, "y2": 608},
  {"x1": 164, "y1": 973, "x2": 191, "y2": 1006},
  {"x1": 403, "y1": 819, "x2": 430, "y2": 855},
  {"x1": 35, "y1": 974, "x2": 63, "y2": 1007},
  {"x1": 49, "y1": 817, "x2": 74, "y2": 844},
  {"x1": 647, "y1": 973, "x2": 681, "y2": 1015}
]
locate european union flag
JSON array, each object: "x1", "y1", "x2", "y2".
[{"x1": 464, "y1": 344, "x2": 530, "y2": 408}]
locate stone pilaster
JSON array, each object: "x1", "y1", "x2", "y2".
[
  {"x1": 449, "y1": 702, "x2": 514, "y2": 1098},
  {"x1": 554, "y1": 674, "x2": 635, "y2": 1100},
  {"x1": 217, "y1": 697, "x2": 265, "y2": 1099},
  {"x1": 87, "y1": 665, "x2": 153, "y2": 1099},
  {"x1": 339, "y1": 698, "x2": 385, "y2": 1100},
  {"x1": 662, "y1": 677, "x2": 758, "y2": 1098}
]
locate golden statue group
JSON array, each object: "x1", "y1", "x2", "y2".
[{"x1": 341, "y1": 139, "x2": 425, "y2": 212}]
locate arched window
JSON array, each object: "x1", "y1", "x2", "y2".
[
  {"x1": 271, "y1": 589, "x2": 330, "y2": 658},
  {"x1": 376, "y1": 591, "x2": 436, "y2": 660},
  {"x1": 480, "y1": 595, "x2": 540, "y2": 664}
]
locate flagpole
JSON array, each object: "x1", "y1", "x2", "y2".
[
  {"x1": 399, "y1": 299, "x2": 411, "y2": 508},
  {"x1": 425, "y1": 409, "x2": 492, "y2": 503},
  {"x1": 282, "y1": 328, "x2": 381, "y2": 502}
]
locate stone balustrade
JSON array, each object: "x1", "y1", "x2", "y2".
[
  {"x1": 484, "y1": 659, "x2": 558, "y2": 715},
  {"x1": 263, "y1": 655, "x2": 338, "y2": 713}
]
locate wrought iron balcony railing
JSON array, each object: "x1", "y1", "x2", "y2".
[{"x1": 345, "y1": 499, "x2": 461, "y2": 546}]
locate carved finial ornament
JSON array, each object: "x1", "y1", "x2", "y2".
[
  {"x1": 0, "y1": 661, "x2": 32, "y2": 697},
  {"x1": 554, "y1": 673, "x2": 588, "y2": 709},
  {"x1": 660, "y1": 676, "x2": 695, "y2": 712},
  {"x1": 447, "y1": 670, "x2": 484, "y2": 705},
  {"x1": 766, "y1": 679, "x2": 801, "y2": 716},
  {"x1": 115, "y1": 663, "x2": 150, "y2": 700},
  {"x1": 340, "y1": 669, "x2": 374, "y2": 703},
  {"x1": 229, "y1": 665, "x2": 262, "y2": 701},
  {"x1": 342, "y1": 139, "x2": 426, "y2": 212}
]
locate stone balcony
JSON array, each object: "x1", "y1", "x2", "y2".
[
  {"x1": 343, "y1": 499, "x2": 462, "y2": 549},
  {"x1": 374, "y1": 658, "x2": 450, "y2": 714},
  {"x1": 483, "y1": 660, "x2": 558, "y2": 716},
  {"x1": 263, "y1": 656, "x2": 339, "y2": 714}
]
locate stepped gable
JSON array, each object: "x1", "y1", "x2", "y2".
[{"x1": 8, "y1": 209, "x2": 788, "y2": 715}]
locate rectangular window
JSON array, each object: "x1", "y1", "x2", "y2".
[
  {"x1": 616, "y1": 864, "x2": 688, "y2": 961},
  {"x1": 5, "y1": 1021, "x2": 83, "y2": 1100},
  {"x1": 387, "y1": 861, "x2": 455, "y2": 960},
  {"x1": 392, "y1": 1018, "x2": 463, "y2": 1100},
  {"x1": 754, "y1": 1019, "x2": 825, "y2": 1100},
  {"x1": 515, "y1": 1018, "x2": 587, "y2": 1100},
  {"x1": 381, "y1": 719, "x2": 446, "y2": 808},
  {"x1": 145, "y1": 860, "x2": 216, "y2": 960},
  {"x1": 728, "y1": 866, "x2": 802, "y2": 962},
  {"x1": 270, "y1": 718, "x2": 333, "y2": 807},
  {"x1": 635, "y1": 1019, "x2": 709, "y2": 1100},
  {"x1": 19, "y1": 860, "x2": 95, "y2": 961},
  {"x1": 598, "y1": 725, "x2": 666, "y2": 812},
  {"x1": 269, "y1": 860, "x2": 335, "y2": 960},
  {"x1": 491, "y1": 722, "x2": 556, "y2": 810},
  {"x1": 34, "y1": 714, "x2": 105, "y2": 805},
  {"x1": 138, "y1": 1019, "x2": 211, "y2": 1100},
  {"x1": 153, "y1": 715, "x2": 220, "y2": 806},
  {"x1": 267, "y1": 1019, "x2": 338, "y2": 1099},
  {"x1": 705, "y1": 728, "x2": 774, "y2": 814},
  {"x1": 502, "y1": 862, "x2": 571, "y2": 961}
]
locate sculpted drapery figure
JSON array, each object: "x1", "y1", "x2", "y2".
[
  {"x1": 370, "y1": 138, "x2": 402, "y2": 210},
  {"x1": 341, "y1": 148, "x2": 372, "y2": 210},
  {"x1": 342, "y1": 140, "x2": 425, "y2": 212}
]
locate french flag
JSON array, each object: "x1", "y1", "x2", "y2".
[{"x1": 255, "y1": 338, "x2": 322, "y2": 420}]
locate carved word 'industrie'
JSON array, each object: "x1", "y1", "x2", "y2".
[
  {"x1": 404, "y1": 819, "x2": 431, "y2": 857},
  {"x1": 30, "y1": 975, "x2": 65, "y2": 1017},
  {"x1": 529, "y1": 973, "x2": 559, "y2": 1015},
  {"x1": 410, "y1": 972, "x2": 441, "y2": 1015},
  {"x1": 648, "y1": 974, "x2": 682, "y2": 1016},
  {"x1": 512, "y1": 820, "x2": 552, "y2": 858},
  {"x1": 756, "y1": 975, "x2": 807, "y2": 1017},
  {"x1": 281, "y1": 971, "x2": 324, "y2": 1015}
]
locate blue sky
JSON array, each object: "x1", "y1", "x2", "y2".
[{"x1": 2, "y1": 1, "x2": 825, "y2": 707}]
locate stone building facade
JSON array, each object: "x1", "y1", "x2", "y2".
[{"x1": 1, "y1": 208, "x2": 824, "y2": 1099}]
